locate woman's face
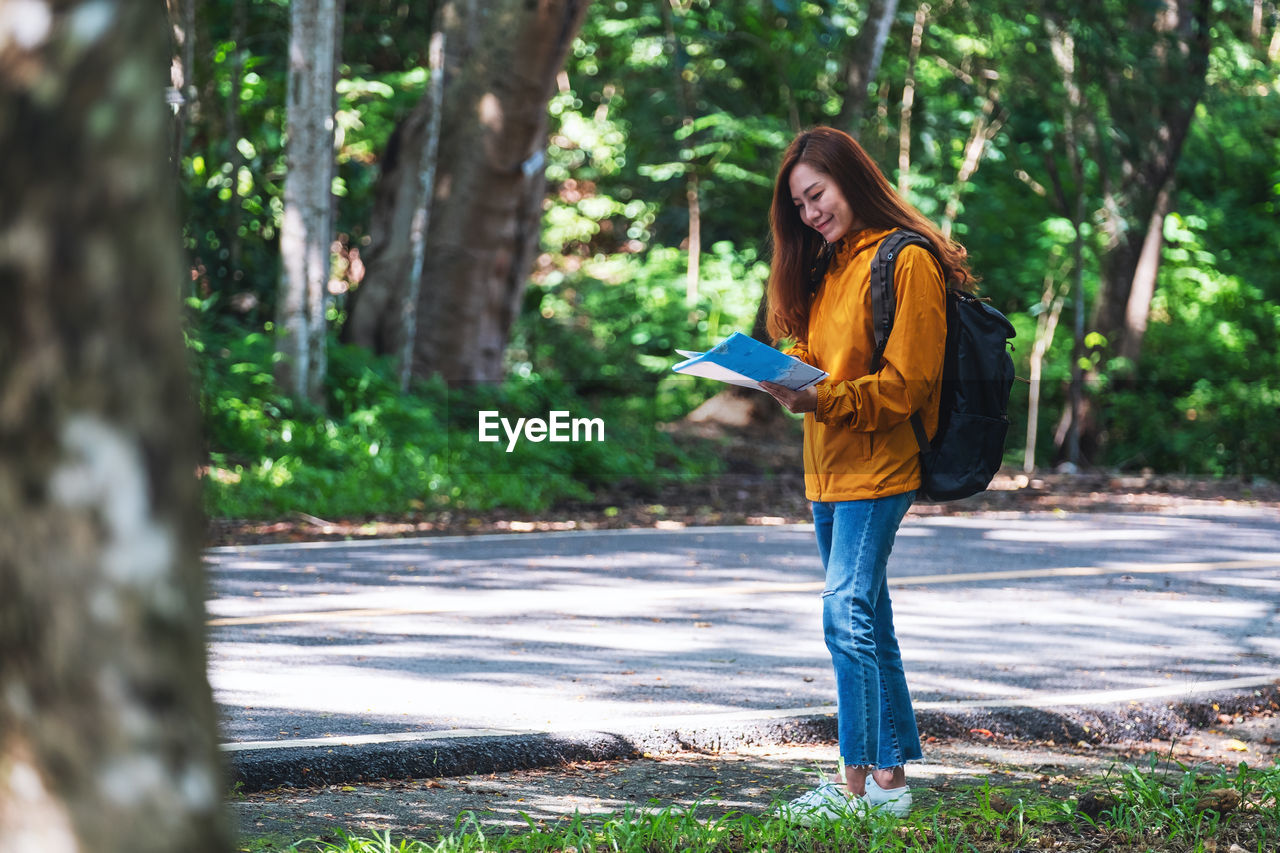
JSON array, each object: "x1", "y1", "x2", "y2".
[{"x1": 788, "y1": 162, "x2": 859, "y2": 244}]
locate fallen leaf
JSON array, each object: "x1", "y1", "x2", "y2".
[
  {"x1": 1194, "y1": 788, "x2": 1241, "y2": 814},
  {"x1": 1224, "y1": 738, "x2": 1249, "y2": 752}
]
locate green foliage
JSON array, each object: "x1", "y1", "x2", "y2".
[
  {"x1": 1087, "y1": 21, "x2": 1280, "y2": 477},
  {"x1": 1103, "y1": 215, "x2": 1280, "y2": 477},
  {"x1": 181, "y1": 0, "x2": 290, "y2": 315},
  {"x1": 180, "y1": 2, "x2": 436, "y2": 320},
  {"x1": 546, "y1": 0, "x2": 840, "y2": 257},
  {"x1": 508, "y1": 242, "x2": 767, "y2": 422},
  {"x1": 194, "y1": 315, "x2": 709, "y2": 520},
  {"x1": 182, "y1": 0, "x2": 1280, "y2": 510}
]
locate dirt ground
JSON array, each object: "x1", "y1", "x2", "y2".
[{"x1": 230, "y1": 708, "x2": 1279, "y2": 846}]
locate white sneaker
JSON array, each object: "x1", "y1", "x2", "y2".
[
  {"x1": 776, "y1": 779, "x2": 870, "y2": 825},
  {"x1": 866, "y1": 775, "x2": 913, "y2": 817}
]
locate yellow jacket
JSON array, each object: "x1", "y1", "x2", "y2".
[{"x1": 785, "y1": 228, "x2": 947, "y2": 502}]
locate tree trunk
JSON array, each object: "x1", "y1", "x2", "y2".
[
  {"x1": 1039, "y1": 1, "x2": 1209, "y2": 465},
  {"x1": 400, "y1": 29, "x2": 447, "y2": 392},
  {"x1": 341, "y1": 0, "x2": 444, "y2": 357},
  {"x1": 1116, "y1": 180, "x2": 1173, "y2": 368},
  {"x1": 1025, "y1": 275, "x2": 1068, "y2": 473},
  {"x1": 341, "y1": 94, "x2": 435, "y2": 356},
  {"x1": 659, "y1": 0, "x2": 703, "y2": 307},
  {"x1": 1087, "y1": 0, "x2": 1210, "y2": 366},
  {"x1": 348, "y1": 0, "x2": 590, "y2": 384},
  {"x1": 0, "y1": 2, "x2": 233, "y2": 850},
  {"x1": 836, "y1": 0, "x2": 901, "y2": 137},
  {"x1": 940, "y1": 88, "x2": 1002, "y2": 240},
  {"x1": 276, "y1": 0, "x2": 342, "y2": 404},
  {"x1": 897, "y1": 2, "x2": 928, "y2": 194},
  {"x1": 685, "y1": 170, "x2": 703, "y2": 306},
  {"x1": 1045, "y1": 16, "x2": 1089, "y2": 468},
  {"x1": 227, "y1": 0, "x2": 246, "y2": 278},
  {"x1": 1063, "y1": 0, "x2": 1210, "y2": 462},
  {"x1": 165, "y1": 0, "x2": 197, "y2": 162}
]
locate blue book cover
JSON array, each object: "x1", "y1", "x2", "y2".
[{"x1": 671, "y1": 332, "x2": 827, "y2": 391}]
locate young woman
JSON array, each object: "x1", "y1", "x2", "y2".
[{"x1": 760, "y1": 126, "x2": 973, "y2": 823}]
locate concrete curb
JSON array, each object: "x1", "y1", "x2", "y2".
[
  {"x1": 227, "y1": 714, "x2": 840, "y2": 792},
  {"x1": 226, "y1": 683, "x2": 1278, "y2": 792}
]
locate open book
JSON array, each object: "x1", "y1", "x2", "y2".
[{"x1": 671, "y1": 331, "x2": 828, "y2": 392}]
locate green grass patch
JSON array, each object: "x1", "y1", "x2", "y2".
[{"x1": 241, "y1": 759, "x2": 1280, "y2": 853}]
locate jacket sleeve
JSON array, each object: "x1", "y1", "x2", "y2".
[
  {"x1": 782, "y1": 340, "x2": 814, "y2": 366},
  {"x1": 813, "y1": 246, "x2": 946, "y2": 432}
]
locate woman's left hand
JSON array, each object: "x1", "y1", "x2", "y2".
[{"x1": 761, "y1": 381, "x2": 818, "y2": 414}]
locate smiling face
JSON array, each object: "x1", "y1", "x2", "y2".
[{"x1": 788, "y1": 161, "x2": 860, "y2": 244}]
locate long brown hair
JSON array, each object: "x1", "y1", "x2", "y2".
[{"x1": 766, "y1": 126, "x2": 974, "y2": 343}]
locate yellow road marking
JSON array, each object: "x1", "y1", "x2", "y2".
[
  {"x1": 207, "y1": 607, "x2": 443, "y2": 627},
  {"x1": 891, "y1": 557, "x2": 1279, "y2": 587}
]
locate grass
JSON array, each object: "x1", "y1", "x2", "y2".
[{"x1": 241, "y1": 758, "x2": 1280, "y2": 853}]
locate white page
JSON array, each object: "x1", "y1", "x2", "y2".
[{"x1": 671, "y1": 358, "x2": 766, "y2": 390}]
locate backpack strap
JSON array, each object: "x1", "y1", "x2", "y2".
[
  {"x1": 909, "y1": 411, "x2": 931, "y2": 454},
  {"x1": 868, "y1": 228, "x2": 938, "y2": 454},
  {"x1": 868, "y1": 229, "x2": 932, "y2": 372}
]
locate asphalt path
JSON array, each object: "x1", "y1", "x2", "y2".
[{"x1": 208, "y1": 505, "x2": 1280, "y2": 751}]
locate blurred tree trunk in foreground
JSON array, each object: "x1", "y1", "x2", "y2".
[
  {"x1": 0, "y1": 2, "x2": 233, "y2": 851},
  {"x1": 346, "y1": 0, "x2": 590, "y2": 383}
]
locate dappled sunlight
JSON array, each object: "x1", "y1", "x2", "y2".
[
  {"x1": 209, "y1": 587, "x2": 836, "y2": 740},
  {"x1": 890, "y1": 580, "x2": 1278, "y2": 700},
  {"x1": 1204, "y1": 573, "x2": 1280, "y2": 594},
  {"x1": 207, "y1": 533, "x2": 823, "y2": 612},
  {"x1": 208, "y1": 519, "x2": 1280, "y2": 744},
  {"x1": 909, "y1": 674, "x2": 1042, "y2": 699},
  {"x1": 904, "y1": 513, "x2": 1280, "y2": 571},
  {"x1": 214, "y1": 662, "x2": 776, "y2": 738}
]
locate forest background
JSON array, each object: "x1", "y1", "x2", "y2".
[{"x1": 181, "y1": 0, "x2": 1280, "y2": 522}]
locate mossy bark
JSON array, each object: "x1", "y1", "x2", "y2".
[{"x1": 0, "y1": 2, "x2": 233, "y2": 850}]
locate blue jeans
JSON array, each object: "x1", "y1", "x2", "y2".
[{"x1": 813, "y1": 493, "x2": 922, "y2": 769}]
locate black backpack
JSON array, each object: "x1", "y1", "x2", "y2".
[{"x1": 869, "y1": 229, "x2": 1016, "y2": 501}]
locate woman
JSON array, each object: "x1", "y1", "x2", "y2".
[{"x1": 760, "y1": 126, "x2": 972, "y2": 823}]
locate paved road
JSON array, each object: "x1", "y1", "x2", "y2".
[{"x1": 207, "y1": 505, "x2": 1280, "y2": 748}]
